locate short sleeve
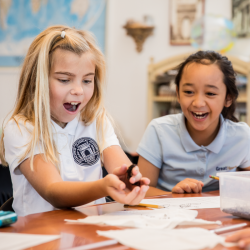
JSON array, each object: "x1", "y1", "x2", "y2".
[
  {"x1": 3, "y1": 119, "x2": 43, "y2": 175},
  {"x1": 136, "y1": 120, "x2": 162, "y2": 169},
  {"x1": 102, "y1": 118, "x2": 120, "y2": 150}
]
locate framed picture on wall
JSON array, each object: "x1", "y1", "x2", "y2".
[
  {"x1": 232, "y1": 0, "x2": 250, "y2": 37},
  {"x1": 170, "y1": 0, "x2": 205, "y2": 45}
]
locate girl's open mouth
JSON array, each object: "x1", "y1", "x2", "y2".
[
  {"x1": 191, "y1": 112, "x2": 208, "y2": 119},
  {"x1": 63, "y1": 102, "x2": 81, "y2": 112}
]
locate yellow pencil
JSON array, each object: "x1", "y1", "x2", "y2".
[
  {"x1": 124, "y1": 203, "x2": 164, "y2": 209},
  {"x1": 209, "y1": 175, "x2": 219, "y2": 180}
]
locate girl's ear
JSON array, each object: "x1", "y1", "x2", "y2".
[
  {"x1": 176, "y1": 86, "x2": 180, "y2": 103},
  {"x1": 224, "y1": 95, "x2": 233, "y2": 108}
]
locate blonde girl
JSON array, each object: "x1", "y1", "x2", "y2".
[{"x1": 0, "y1": 25, "x2": 149, "y2": 216}]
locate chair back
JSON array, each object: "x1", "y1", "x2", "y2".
[{"x1": 0, "y1": 197, "x2": 14, "y2": 212}]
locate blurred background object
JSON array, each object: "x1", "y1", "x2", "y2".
[
  {"x1": 0, "y1": 0, "x2": 107, "y2": 67},
  {"x1": 170, "y1": 0, "x2": 205, "y2": 45},
  {"x1": 232, "y1": 0, "x2": 250, "y2": 38},
  {"x1": 123, "y1": 16, "x2": 154, "y2": 52},
  {"x1": 191, "y1": 15, "x2": 236, "y2": 53}
]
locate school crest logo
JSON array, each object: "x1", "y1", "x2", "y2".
[{"x1": 72, "y1": 137, "x2": 100, "y2": 166}]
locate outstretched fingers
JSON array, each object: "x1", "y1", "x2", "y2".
[{"x1": 172, "y1": 179, "x2": 204, "y2": 193}]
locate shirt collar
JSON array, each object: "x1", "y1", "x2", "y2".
[
  {"x1": 179, "y1": 113, "x2": 225, "y2": 154},
  {"x1": 51, "y1": 115, "x2": 80, "y2": 136}
]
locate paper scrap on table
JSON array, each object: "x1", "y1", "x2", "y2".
[
  {"x1": 65, "y1": 209, "x2": 221, "y2": 229},
  {"x1": 141, "y1": 196, "x2": 220, "y2": 209},
  {"x1": 97, "y1": 228, "x2": 237, "y2": 250},
  {"x1": 0, "y1": 233, "x2": 60, "y2": 250}
]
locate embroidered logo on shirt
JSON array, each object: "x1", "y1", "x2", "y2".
[
  {"x1": 72, "y1": 137, "x2": 100, "y2": 166},
  {"x1": 216, "y1": 166, "x2": 238, "y2": 171}
]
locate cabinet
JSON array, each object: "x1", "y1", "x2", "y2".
[{"x1": 147, "y1": 52, "x2": 250, "y2": 125}]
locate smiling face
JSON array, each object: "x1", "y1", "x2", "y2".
[
  {"x1": 49, "y1": 48, "x2": 95, "y2": 128},
  {"x1": 177, "y1": 62, "x2": 232, "y2": 144}
]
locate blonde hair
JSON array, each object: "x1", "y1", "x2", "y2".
[{"x1": 0, "y1": 25, "x2": 109, "y2": 170}]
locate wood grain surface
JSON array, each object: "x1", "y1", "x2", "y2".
[{"x1": 0, "y1": 190, "x2": 248, "y2": 250}]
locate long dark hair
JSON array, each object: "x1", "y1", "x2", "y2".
[{"x1": 175, "y1": 51, "x2": 239, "y2": 122}]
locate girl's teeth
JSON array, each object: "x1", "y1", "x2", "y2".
[{"x1": 193, "y1": 112, "x2": 207, "y2": 119}]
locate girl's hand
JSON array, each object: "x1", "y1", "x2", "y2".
[
  {"x1": 172, "y1": 178, "x2": 204, "y2": 193},
  {"x1": 112, "y1": 164, "x2": 150, "y2": 189},
  {"x1": 225, "y1": 228, "x2": 250, "y2": 248},
  {"x1": 103, "y1": 173, "x2": 149, "y2": 205}
]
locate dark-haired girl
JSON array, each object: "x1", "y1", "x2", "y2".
[{"x1": 137, "y1": 51, "x2": 250, "y2": 193}]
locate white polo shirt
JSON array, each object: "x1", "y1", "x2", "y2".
[
  {"x1": 137, "y1": 113, "x2": 250, "y2": 192},
  {"x1": 4, "y1": 115, "x2": 120, "y2": 216}
]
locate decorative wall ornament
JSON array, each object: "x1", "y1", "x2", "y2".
[{"x1": 123, "y1": 18, "x2": 154, "y2": 52}]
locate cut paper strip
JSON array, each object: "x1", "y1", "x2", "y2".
[
  {"x1": 141, "y1": 196, "x2": 220, "y2": 209},
  {"x1": 97, "y1": 228, "x2": 237, "y2": 250},
  {"x1": 0, "y1": 233, "x2": 60, "y2": 250},
  {"x1": 65, "y1": 209, "x2": 221, "y2": 229}
]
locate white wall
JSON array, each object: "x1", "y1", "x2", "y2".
[
  {"x1": 0, "y1": 68, "x2": 20, "y2": 129},
  {"x1": 0, "y1": 0, "x2": 249, "y2": 152}
]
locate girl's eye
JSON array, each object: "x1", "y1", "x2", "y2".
[
  {"x1": 83, "y1": 80, "x2": 92, "y2": 84},
  {"x1": 184, "y1": 91, "x2": 193, "y2": 95},
  {"x1": 207, "y1": 92, "x2": 216, "y2": 96},
  {"x1": 58, "y1": 79, "x2": 69, "y2": 83}
]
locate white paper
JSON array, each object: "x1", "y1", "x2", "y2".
[
  {"x1": 141, "y1": 196, "x2": 220, "y2": 209},
  {"x1": 65, "y1": 209, "x2": 221, "y2": 229},
  {"x1": 0, "y1": 233, "x2": 60, "y2": 250},
  {"x1": 97, "y1": 228, "x2": 236, "y2": 250}
]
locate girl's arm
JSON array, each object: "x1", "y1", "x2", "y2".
[
  {"x1": 137, "y1": 156, "x2": 170, "y2": 196},
  {"x1": 137, "y1": 155, "x2": 160, "y2": 187},
  {"x1": 103, "y1": 145, "x2": 149, "y2": 185},
  {"x1": 102, "y1": 145, "x2": 150, "y2": 191},
  {"x1": 19, "y1": 153, "x2": 148, "y2": 208},
  {"x1": 238, "y1": 166, "x2": 250, "y2": 171},
  {"x1": 103, "y1": 146, "x2": 161, "y2": 198},
  {"x1": 138, "y1": 155, "x2": 203, "y2": 194}
]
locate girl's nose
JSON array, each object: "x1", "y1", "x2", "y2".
[
  {"x1": 192, "y1": 95, "x2": 206, "y2": 107},
  {"x1": 70, "y1": 82, "x2": 84, "y2": 95}
]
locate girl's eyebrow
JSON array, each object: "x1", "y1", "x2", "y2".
[
  {"x1": 206, "y1": 84, "x2": 219, "y2": 90},
  {"x1": 54, "y1": 72, "x2": 95, "y2": 77},
  {"x1": 183, "y1": 83, "x2": 219, "y2": 90},
  {"x1": 55, "y1": 71, "x2": 74, "y2": 76},
  {"x1": 182, "y1": 83, "x2": 193, "y2": 87}
]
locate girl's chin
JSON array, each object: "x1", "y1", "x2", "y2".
[
  {"x1": 51, "y1": 113, "x2": 78, "y2": 125},
  {"x1": 186, "y1": 120, "x2": 208, "y2": 132}
]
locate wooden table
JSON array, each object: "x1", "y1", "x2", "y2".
[{"x1": 0, "y1": 190, "x2": 249, "y2": 250}]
